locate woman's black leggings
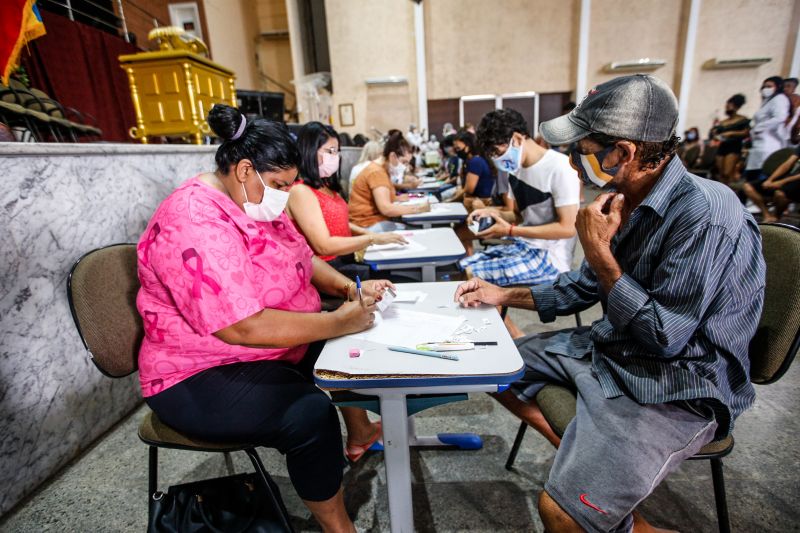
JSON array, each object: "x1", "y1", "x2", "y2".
[{"x1": 145, "y1": 343, "x2": 344, "y2": 502}]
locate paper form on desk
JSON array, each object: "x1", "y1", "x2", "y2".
[
  {"x1": 348, "y1": 308, "x2": 465, "y2": 348},
  {"x1": 366, "y1": 239, "x2": 426, "y2": 258}
]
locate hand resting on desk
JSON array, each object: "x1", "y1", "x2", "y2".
[{"x1": 454, "y1": 278, "x2": 536, "y2": 310}]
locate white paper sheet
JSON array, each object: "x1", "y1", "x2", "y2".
[
  {"x1": 393, "y1": 290, "x2": 427, "y2": 303},
  {"x1": 348, "y1": 308, "x2": 465, "y2": 348},
  {"x1": 367, "y1": 242, "x2": 409, "y2": 252},
  {"x1": 367, "y1": 239, "x2": 426, "y2": 258}
]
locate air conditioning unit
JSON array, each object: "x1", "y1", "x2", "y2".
[
  {"x1": 603, "y1": 58, "x2": 666, "y2": 73},
  {"x1": 703, "y1": 57, "x2": 772, "y2": 69},
  {"x1": 365, "y1": 77, "x2": 408, "y2": 86}
]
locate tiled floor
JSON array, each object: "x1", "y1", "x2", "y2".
[{"x1": 2, "y1": 200, "x2": 799, "y2": 532}]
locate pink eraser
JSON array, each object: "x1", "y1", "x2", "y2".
[{"x1": 349, "y1": 348, "x2": 361, "y2": 358}]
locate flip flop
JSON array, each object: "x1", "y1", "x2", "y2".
[{"x1": 345, "y1": 421, "x2": 382, "y2": 463}]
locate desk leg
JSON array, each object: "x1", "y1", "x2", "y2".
[
  {"x1": 421, "y1": 265, "x2": 436, "y2": 282},
  {"x1": 379, "y1": 393, "x2": 414, "y2": 533}
]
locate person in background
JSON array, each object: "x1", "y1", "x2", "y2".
[
  {"x1": 678, "y1": 127, "x2": 703, "y2": 168},
  {"x1": 384, "y1": 128, "x2": 422, "y2": 192},
  {"x1": 448, "y1": 130, "x2": 496, "y2": 210},
  {"x1": 349, "y1": 131, "x2": 430, "y2": 231},
  {"x1": 442, "y1": 121, "x2": 457, "y2": 138},
  {"x1": 710, "y1": 94, "x2": 750, "y2": 184},
  {"x1": 745, "y1": 77, "x2": 791, "y2": 181},
  {"x1": 287, "y1": 122, "x2": 407, "y2": 276},
  {"x1": 348, "y1": 140, "x2": 383, "y2": 193},
  {"x1": 455, "y1": 74, "x2": 764, "y2": 533},
  {"x1": 742, "y1": 143, "x2": 800, "y2": 222},
  {"x1": 439, "y1": 133, "x2": 461, "y2": 180},
  {"x1": 459, "y1": 109, "x2": 579, "y2": 338},
  {"x1": 137, "y1": 105, "x2": 391, "y2": 532},
  {"x1": 464, "y1": 122, "x2": 477, "y2": 134},
  {"x1": 783, "y1": 77, "x2": 800, "y2": 145}
]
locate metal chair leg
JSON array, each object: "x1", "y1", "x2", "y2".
[
  {"x1": 245, "y1": 448, "x2": 295, "y2": 533},
  {"x1": 505, "y1": 421, "x2": 528, "y2": 470},
  {"x1": 148, "y1": 446, "x2": 158, "y2": 499},
  {"x1": 710, "y1": 458, "x2": 731, "y2": 533},
  {"x1": 574, "y1": 312, "x2": 582, "y2": 327}
]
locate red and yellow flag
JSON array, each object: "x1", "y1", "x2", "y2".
[{"x1": 1, "y1": 0, "x2": 46, "y2": 84}]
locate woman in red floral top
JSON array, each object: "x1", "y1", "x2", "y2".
[{"x1": 287, "y1": 122, "x2": 407, "y2": 276}]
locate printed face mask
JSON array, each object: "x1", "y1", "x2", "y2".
[
  {"x1": 569, "y1": 144, "x2": 620, "y2": 188},
  {"x1": 241, "y1": 170, "x2": 289, "y2": 222},
  {"x1": 492, "y1": 137, "x2": 523, "y2": 175}
]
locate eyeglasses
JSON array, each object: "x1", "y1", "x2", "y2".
[{"x1": 319, "y1": 147, "x2": 340, "y2": 155}]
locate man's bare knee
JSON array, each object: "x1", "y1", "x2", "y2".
[{"x1": 539, "y1": 490, "x2": 582, "y2": 533}]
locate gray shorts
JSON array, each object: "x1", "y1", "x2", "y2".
[{"x1": 511, "y1": 330, "x2": 718, "y2": 533}]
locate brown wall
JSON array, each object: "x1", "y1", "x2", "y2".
[
  {"x1": 324, "y1": 0, "x2": 418, "y2": 135},
  {"x1": 323, "y1": 0, "x2": 800, "y2": 138}
]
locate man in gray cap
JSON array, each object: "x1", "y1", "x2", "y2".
[{"x1": 454, "y1": 74, "x2": 766, "y2": 532}]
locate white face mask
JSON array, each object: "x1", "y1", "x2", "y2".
[
  {"x1": 761, "y1": 87, "x2": 775, "y2": 99},
  {"x1": 241, "y1": 170, "x2": 289, "y2": 222},
  {"x1": 389, "y1": 161, "x2": 406, "y2": 184}
]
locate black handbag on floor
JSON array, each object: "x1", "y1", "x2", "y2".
[{"x1": 147, "y1": 472, "x2": 291, "y2": 533}]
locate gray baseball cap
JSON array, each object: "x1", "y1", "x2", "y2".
[{"x1": 540, "y1": 74, "x2": 679, "y2": 145}]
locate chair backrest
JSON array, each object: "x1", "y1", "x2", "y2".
[
  {"x1": 696, "y1": 143, "x2": 717, "y2": 169},
  {"x1": 67, "y1": 244, "x2": 143, "y2": 378},
  {"x1": 681, "y1": 144, "x2": 701, "y2": 168},
  {"x1": 749, "y1": 223, "x2": 800, "y2": 384},
  {"x1": 761, "y1": 147, "x2": 796, "y2": 178}
]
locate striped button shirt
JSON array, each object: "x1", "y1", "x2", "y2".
[{"x1": 531, "y1": 157, "x2": 766, "y2": 438}]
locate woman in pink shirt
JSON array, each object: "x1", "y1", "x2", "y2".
[{"x1": 137, "y1": 104, "x2": 388, "y2": 532}]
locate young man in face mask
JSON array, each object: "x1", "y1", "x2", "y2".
[
  {"x1": 454, "y1": 75, "x2": 766, "y2": 532},
  {"x1": 459, "y1": 109, "x2": 580, "y2": 300}
]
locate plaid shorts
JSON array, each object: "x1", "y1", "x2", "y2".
[{"x1": 459, "y1": 238, "x2": 560, "y2": 286}]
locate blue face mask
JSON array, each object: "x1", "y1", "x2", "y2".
[
  {"x1": 492, "y1": 138, "x2": 524, "y2": 175},
  {"x1": 568, "y1": 144, "x2": 620, "y2": 188}
]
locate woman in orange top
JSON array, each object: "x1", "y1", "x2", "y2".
[
  {"x1": 287, "y1": 122, "x2": 407, "y2": 277},
  {"x1": 349, "y1": 131, "x2": 430, "y2": 232}
]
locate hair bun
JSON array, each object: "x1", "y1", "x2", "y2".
[{"x1": 207, "y1": 104, "x2": 245, "y2": 141}]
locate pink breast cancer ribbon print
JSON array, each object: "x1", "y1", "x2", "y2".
[
  {"x1": 138, "y1": 223, "x2": 161, "y2": 267},
  {"x1": 181, "y1": 248, "x2": 222, "y2": 299}
]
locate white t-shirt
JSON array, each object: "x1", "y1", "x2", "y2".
[{"x1": 502, "y1": 149, "x2": 580, "y2": 272}]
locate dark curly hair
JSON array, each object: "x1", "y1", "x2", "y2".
[
  {"x1": 296, "y1": 121, "x2": 341, "y2": 192},
  {"x1": 207, "y1": 104, "x2": 299, "y2": 174},
  {"x1": 476, "y1": 108, "x2": 531, "y2": 157},
  {"x1": 588, "y1": 131, "x2": 681, "y2": 170}
]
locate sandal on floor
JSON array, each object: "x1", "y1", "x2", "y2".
[{"x1": 345, "y1": 421, "x2": 382, "y2": 463}]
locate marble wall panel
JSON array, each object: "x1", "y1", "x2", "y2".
[{"x1": 0, "y1": 143, "x2": 217, "y2": 516}]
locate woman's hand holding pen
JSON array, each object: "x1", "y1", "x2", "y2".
[{"x1": 336, "y1": 298, "x2": 377, "y2": 334}]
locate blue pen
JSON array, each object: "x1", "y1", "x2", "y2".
[
  {"x1": 355, "y1": 276, "x2": 363, "y2": 307},
  {"x1": 388, "y1": 345, "x2": 459, "y2": 361}
]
